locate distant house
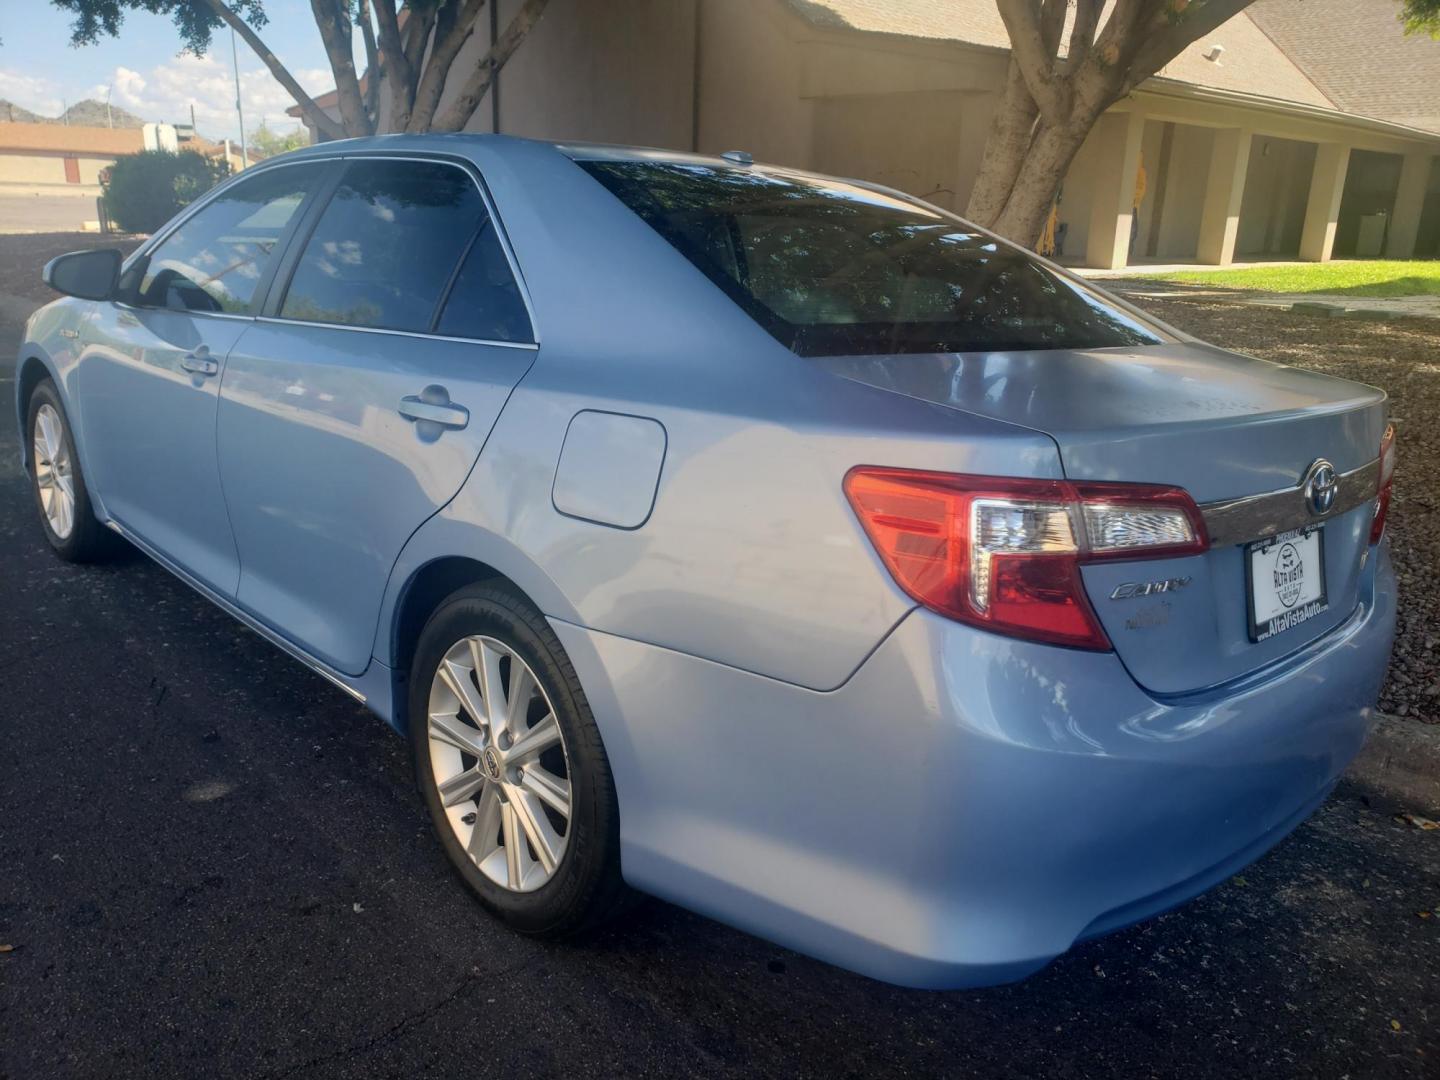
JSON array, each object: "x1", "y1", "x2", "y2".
[
  {"x1": 0, "y1": 121, "x2": 188, "y2": 190},
  {"x1": 293, "y1": 0, "x2": 1440, "y2": 266},
  {"x1": 0, "y1": 122, "x2": 143, "y2": 188}
]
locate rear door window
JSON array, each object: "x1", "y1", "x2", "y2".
[
  {"x1": 433, "y1": 220, "x2": 533, "y2": 343},
  {"x1": 579, "y1": 160, "x2": 1164, "y2": 357},
  {"x1": 135, "y1": 163, "x2": 323, "y2": 314},
  {"x1": 280, "y1": 159, "x2": 487, "y2": 333}
]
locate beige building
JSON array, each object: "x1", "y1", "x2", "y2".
[
  {"x1": 0, "y1": 123, "x2": 144, "y2": 190},
  {"x1": 293, "y1": 0, "x2": 1440, "y2": 268}
]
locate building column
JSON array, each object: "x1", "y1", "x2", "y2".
[
  {"x1": 1084, "y1": 111, "x2": 1146, "y2": 270},
  {"x1": 1299, "y1": 143, "x2": 1351, "y2": 262},
  {"x1": 1196, "y1": 128, "x2": 1252, "y2": 265},
  {"x1": 1384, "y1": 152, "x2": 1435, "y2": 259}
]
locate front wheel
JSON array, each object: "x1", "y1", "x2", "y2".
[
  {"x1": 408, "y1": 583, "x2": 630, "y2": 936},
  {"x1": 26, "y1": 378, "x2": 117, "y2": 562}
]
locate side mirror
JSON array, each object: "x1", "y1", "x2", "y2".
[{"x1": 42, "y1": 248, "x2": 123, "y2": 301}]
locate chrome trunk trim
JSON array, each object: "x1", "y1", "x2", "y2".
[{"x1": 1199, "y1": 458, "x2": 1380, "y2": 548}]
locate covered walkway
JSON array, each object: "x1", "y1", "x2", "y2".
[{"x1": 1054, "y1": 86, "x2": 1440, "y2": 271}]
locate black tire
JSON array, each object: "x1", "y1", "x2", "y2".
[
  {"x1": 408, "y1": 581, "x2": 630, "y2": 936},
  {"x1": 25, "y1": 378, "x2": 117, "y2": 563}
]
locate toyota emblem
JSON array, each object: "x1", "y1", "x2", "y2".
[{"x1": 1303, "y1": 459, "x2": 1338, "y2": 516}]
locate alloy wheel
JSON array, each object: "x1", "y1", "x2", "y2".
[
  {"x1": 426, "y1": 635, "x2": 572, "y2": 892},
  {"x1": 33, "y1": 403, "x2": 75, "y2": 540}
]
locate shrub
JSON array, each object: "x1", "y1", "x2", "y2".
[{"x1": 102, "y1": 150, "x2": 231, "y2": 234}]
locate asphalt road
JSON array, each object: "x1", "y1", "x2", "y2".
[
  {"x1": 1, "y1": 296, "x2": 1437, "y2": 1080},
  {"x1": 0, "y1": 194, "x2": 102, "y2": 235}
]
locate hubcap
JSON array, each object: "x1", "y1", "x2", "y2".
[
  {"x1": 426, "y1": 636, "x2": 572, "y2": 893},
  {"x1": 33, "y1": 403, "x2": 75, "y2": 540}
]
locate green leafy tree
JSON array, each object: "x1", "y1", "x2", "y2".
[
  {"x1": 1402, "y1": 0, "x2": 1440, "y2": 36},
  {"x1": 248, "y1": 120, "x2": 309, "y2": 158},
  {"x1": 102, "y1": 149, "x2": 230, "y2": 233},
  {"x1": 49, "y1": 0, "x2": 553, "y2": 139}
]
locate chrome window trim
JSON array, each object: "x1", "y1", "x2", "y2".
[
  {"x1": 253, "y1": 314, "x2": 538, "y2": 350},
  {"x1": 1199, "y1": 458, "x2": 1380, "y2": 548},
  {"x1": 113, "y1": 301, "x2": 255, "y2": 324}
]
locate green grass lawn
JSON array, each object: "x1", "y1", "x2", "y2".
[{"x1": 1140, "y1": 260, "x2": 1440, "y2": 298}]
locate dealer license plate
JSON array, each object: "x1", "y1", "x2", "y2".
[{"x1": 1246, "y1": 525, "x2": 1328, "y2": 643}]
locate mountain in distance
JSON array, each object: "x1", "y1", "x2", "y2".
[
  {"x1": 61, "y1": 99, "x2": 148, "y2": 128},
  {"x1": 0, "y1": 99, "x2": 46, "y2": 123},
  {"x1": 0, "y1": 98, "x2": 149, "y2": 128}
]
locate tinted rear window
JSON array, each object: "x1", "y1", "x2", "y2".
[{"x1": 579, "y1": 161, "x2": 1162, "y2": 357}]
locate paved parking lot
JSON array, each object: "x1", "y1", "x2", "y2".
[
  {"x1": 2, "y1": 282, "x2": 1438, "y2": 1078},
  {"x1": 0, "y1": 193, "x2": 103, "y2": 235}
]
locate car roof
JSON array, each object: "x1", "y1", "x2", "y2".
[{"x1": 262, "y1": 132, "x2": 745, "y2": 167}]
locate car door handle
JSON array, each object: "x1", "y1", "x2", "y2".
[
  {"x1": 180, "y1": 354, "x2": 219, "y2": 376},
  {"x1": 399, "y1": 387, "x2": 470, "y2": 430}
]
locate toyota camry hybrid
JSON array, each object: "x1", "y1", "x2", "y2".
[{"x1": 17, "y1": 136, "x2": 1397, "y2": 989}]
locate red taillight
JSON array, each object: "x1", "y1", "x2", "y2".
[
  {"x1": 843, "y1": 468, "x2": 1208, "y2": 651},
  {"x1": 1370, "y1": 423, "x2": 1396, "y2": 544}
]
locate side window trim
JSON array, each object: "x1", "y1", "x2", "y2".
[
  {"x1": 258, "y1": 152, "x2": 539, "y2": 346},
  {"x1": 121, "y1": 158, "x2": 337, "y2": 318},
  {"x1": 253, "y1": 159, "x2": 348, "y2": 318}
]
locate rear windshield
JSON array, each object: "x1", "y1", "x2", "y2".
[{"x1": 579, "y1": 160, "x2": 1163, "y2": 357}]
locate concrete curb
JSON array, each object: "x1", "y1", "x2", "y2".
[{"x1": 1346, "y1": 714, "x2": 1440, "y2": 814}]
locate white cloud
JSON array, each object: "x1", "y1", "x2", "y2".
[
  {"x1": 82, "y1": 53, "x2": 333, "y2": 140},
  {"x1": 0, "y1": 68, "x2": 66, "y2": 116}
]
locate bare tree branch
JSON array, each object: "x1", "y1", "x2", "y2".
[
  {"x1": 1065, "y1": 0, "x2": 1104, "y2": 71},
  {"x1": 196, "y1": 0, "x2": 346, "y2": 140},
  {"x1": 309, "y1": 0, "x2": 371, "y2": 135},
  {"x1": 403, "y1": 3, "x2": 438, "y2": 81},
  {"x1": 432, "y1": 0, "x2": 552, "y2": 132},
  {"x1": 372, "y1": 0, "x2": 415, "y2": 131},
  {"x1": 357, "y1": 0, "x2": 381, "y2": 127},
  {"x1": 1127, "y1": 0, "x2": 1258, "y2": 89},
  {"x1": 995, "y1": 0, "x2": 1066, "y2": 126},
  {"x1": 409, "y1": 0, "x2": 487, "y2": 132}
]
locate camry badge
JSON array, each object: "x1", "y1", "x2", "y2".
[
  {"x1": 1110, "y1": 577, "x2": 1191, "y2": 600},
  {"x1": 1303, "y1": 459, "x2": 1338, "y2": 516}
]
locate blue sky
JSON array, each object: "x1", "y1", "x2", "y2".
[{"x1": 1, "y1": 2, "x2": 356, "y2": 139}]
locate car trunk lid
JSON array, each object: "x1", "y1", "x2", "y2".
[{"x1": 816, "y1": 342, "x2": 1388, "y2": 695}]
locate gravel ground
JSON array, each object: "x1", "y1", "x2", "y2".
[
  {"x1": 1133, "y1": 296, "x2": 1439, "y2": 725},
  {"x1": 0, "y1": 231, "x2": 142, "y2": 303}
]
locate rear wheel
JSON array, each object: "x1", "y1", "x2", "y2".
[
  {"x1": 26, "y1": 378, "x2": 116, "y2": 562},
  {"x1": 409, "y1": 582, "x2": 629, "y2": 935}
]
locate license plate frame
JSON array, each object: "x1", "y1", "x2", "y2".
[{"x1": 1245, "y1": 524, "x2": 1329, "y2": 643}]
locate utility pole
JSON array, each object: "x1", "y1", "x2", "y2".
[
  {"x1": 230, "y1": 27, "x2": 248, "y2": 170},
  {"x1": 105, "y1": 84, "x2": 113, "y2": 128}
]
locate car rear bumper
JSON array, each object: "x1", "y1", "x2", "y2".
[{"x1": 554, "y1": 543, "x2": 1397, "y2": 989}]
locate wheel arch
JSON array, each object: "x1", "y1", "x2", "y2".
[
  {"x1": 380, "y1": 520, "x2": 584, "y2": 734},
  {"x1": 15, "y1": 352, "x2": 59, "y2": 471}
]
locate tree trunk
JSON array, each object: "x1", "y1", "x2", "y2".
[
  {"x1": 310, "y1": 0, "x2": 372, "y2": 136},
  {"x1": 432, "y1": 0, "x2": 553, "y2": 132},
  {"x1": 988, "y1": 123, "x2": 1089, "y2": 248},
  {"x1": 408, "y1": 0, "x2": 487, "y2": 133},
  {"x1": 964, "y1": 59, "x2": 1038, "y2": 228}
]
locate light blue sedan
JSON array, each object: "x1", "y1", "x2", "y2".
[{"x1": 17, "y1": 136, "x2": 1397, "y2": 988}]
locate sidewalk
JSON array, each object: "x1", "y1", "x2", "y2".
[{"x1": 1350, "y1": 715, "x2": 1440, "y2": 814}]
